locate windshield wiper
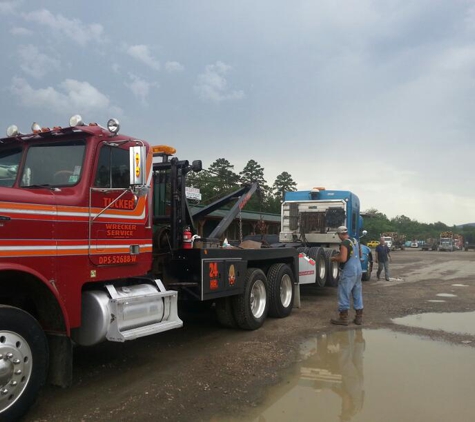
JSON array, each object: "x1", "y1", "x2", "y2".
[{"x1": 23, "y1": 184, "x2": 55, "y2": 190}]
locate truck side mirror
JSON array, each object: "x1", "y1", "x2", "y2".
[
  {"x1": 192, "y1": 160, "x2": 202, "y2": 172},
  {"x1": 129, "y1": 146, "x2": 147, "y2": 186}
]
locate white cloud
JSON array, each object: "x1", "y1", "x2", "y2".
[
  {"x1": 126, "y1": 45, "x2": 160, "y2": 70},
  {"x1": 125, "y1": 74, "x2": 158, "y2": 105},
  {"x1": 194, "y1": 61, "x2": 245, "y2": 103},
  {"x1": 165, "y1": 61, "x2": 184, "y2": 73},
  {"x1": 0, "y1": 1, "x2": 18, "y2": 15},
  {"x1": 18, "y1": 45, "x2": 60, "y2": 79},
  {"x1": 465, "y1": 3, "x2": 475, "y2": 32},
  {"x1": 10, "y1": 77, "x2": 122, "y2": 116},
  {"x1": 23, "y1": 9, "x2": 104, "y2": 46},
  {"x1": 10, "y1": 27, "x2": 32, "y2": 36},
  {"x1": 436, "y1": 45, "x2": 475, "y2": 73}
]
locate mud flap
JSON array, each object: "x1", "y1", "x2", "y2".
[{"x1": 46, "y1": 333, "x2": 73, "y2": 387}]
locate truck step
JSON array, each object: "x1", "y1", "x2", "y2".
[
  {"x1": 104, "y1": 280, "x2": 183, "y2": 343},
  {"x1": 117, "y1": 319, "x2": 184, "y2": 341}
]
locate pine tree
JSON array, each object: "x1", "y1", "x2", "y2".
[{"x1": 272, "y1": 171, "x2": 297, "y2": 200}]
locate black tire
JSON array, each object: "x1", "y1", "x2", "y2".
[
  {"x1": 324, "y1": 249, "x2": 339, "y2": 287},
  {"x1": 296, "y1": 247, "x2": 309, "y2": 255},
  {"x1": 267, "y1": 264, "x2": 295, "y2": 318},
  {"x1": 308, "y1": 247, "x2": 327, "y2": 287},
  {"x1": 362, "y1": 258, "x2": 373, "y2": 281},
  {"x1": 232, "y1": 268, "x2": 268, "y2": 330},
  {"x1": 215, "y1": 297, "x2": 238, "y2": 328},
  {"x1": 0, "y1": 306, "x2": 49, "y2": 422}
]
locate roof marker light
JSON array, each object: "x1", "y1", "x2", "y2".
[
  {"x1": 31, "y1": 122, "x2": 41, "y2": 133},
  {"x1": 107, "y1": 118, "x2": 120, "y2": 135},
  {"x1": 6, "y1": 125, "x2": 20, "y2": 137},
  {"x1": 69, "y1": 115, "x2": 85, "y2": 127},
  {"x1": 152, "y1": 145, "x2": 177, "y2": 156}
]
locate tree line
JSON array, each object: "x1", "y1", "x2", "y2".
[
  {"x1": 186, "y1": 158, "x2": 297, "y2": 214},
  {"x1": 186, "y1": 158, "x2": 475, "y2": 243},
  {"x1": 362, "y1": 209, "x2": 475, "y2": 244}
]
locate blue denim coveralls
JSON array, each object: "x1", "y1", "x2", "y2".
[{"x1": 338, "y1": 238, "x2": 363, "y2": 312}]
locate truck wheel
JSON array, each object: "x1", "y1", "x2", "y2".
[
  {"x1": 0, "y1": 306, "x2": 49, "y2": 422},
  {"x1": 324, "y1": 249, "x2": 339, "y2": 287},
  {"x1": 308, "y1": 247, "x2": 326, "y2": 287},
  {"x1": 215, "y1": 297, "x2": 238, "y2": 328},
  {"x1": 267, "y1": 264, "x2": 294, "y2": 318},
  {"x1": 362, "y1": 259, "x2": 373, "y2": 281},
  {"x1": 297, "y1": 247, "x2": 309, "y2": 255},
  {"x1": 232, "y1": 268, "x2": 268, "y2": 330}
]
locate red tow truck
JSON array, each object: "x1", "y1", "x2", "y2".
[{"x1": 0, "y1": 116, "x2": 299, "y2": 421}]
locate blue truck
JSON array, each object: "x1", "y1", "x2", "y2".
[{"x1": 278, "y1": 188, "x2": 373, "y2": 286}]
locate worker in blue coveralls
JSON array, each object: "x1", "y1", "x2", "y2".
[{"x1": 330, "y1": 226, "x2": 363, "y2": 325}]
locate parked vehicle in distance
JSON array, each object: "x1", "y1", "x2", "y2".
[
  {"x1": 454, "y1": 234, "x2": 464, "y2": 250},
  {"x1": 382, "y1": 236, "x2": 393, "y2": 249},
  {"x1": 367, "y1": 240, "x2": 379, "y2": 248},
  {"x1": 439, "y1": 231, "x2": 454, "y2": 252},
  {"x1": 381, "y1": 232, "x2": 405, "y2": 250},
  {"x1": 465, "y1": 241, "x2": 475, "y2": 251},
  {"x1": 421, "y1": 238, "x2": 438, "y2": 251},
  {"x1": 410, "y1": 241, "x2": 419, "y2": 248}
]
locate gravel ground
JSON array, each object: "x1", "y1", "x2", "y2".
[{"x1": 25, "y1": 249, "x2": 475, "y2": 422}]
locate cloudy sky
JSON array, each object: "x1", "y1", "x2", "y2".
[{"x1": 1, "y1": 0, "x2": 474, "y2": 225}]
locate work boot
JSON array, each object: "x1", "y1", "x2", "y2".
[
  {"x1": 353, "y1": 309, "x2": 363, "y2": 325},
  {"x1": 330, "y1": 310, "x2": 349, "y2": 326}
]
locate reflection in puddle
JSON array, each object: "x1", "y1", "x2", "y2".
[
  {"x1": 427, "y1": 299, "x2": 446, "y2": 303},
  {"x1": 221, "y1": 329, "x2": 475, "y2": 422},
  {"x1": 436, "y1": 293, "x2": 457, "y2": 297},
  {"x1": 452, "y1": 284, "x2": 468, "y2": 287},
  {"x1": 393, "y1": 311, "x2": 475, "y2": 335}
]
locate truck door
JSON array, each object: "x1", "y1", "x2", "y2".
[
  {"x1": 88, "y1": 144, "x2": 152, "y2": 267},
  {"x1": 0, "y1": 145, "x2": 56, "y2": 279}
]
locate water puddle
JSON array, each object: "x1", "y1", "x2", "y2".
[
  {"x1": 219, "y1": 329, "x2": 475, "y2": 422},
  {"x1": 393, "y1": 311, "x2": 475, "y2": 335},
  {"x1": 452, "y1": 284, "x2": 468, "y2": 287},
  {"x1": 427, "y1": 299, "x2": 446, "y2": 303},
  {"x1": 436, "y1": 293, "x2": 457, "y2": 297}
]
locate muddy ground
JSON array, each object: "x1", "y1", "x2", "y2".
[{"x1": 25, "y1": 249, "x2": 475, "y2": 422}]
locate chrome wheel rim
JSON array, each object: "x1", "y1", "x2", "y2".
[
  {"x1": 319, "y1": 256, "x2": 326, "y2": 279},
  {"x1": 331, "y1": 260, "x2": 339, "y2": 278},
  {"x1": 280, "y1": 274, "x2": 293, "y2": 308},
  {"x1": 0, "y1": 331, "x2": 32, "y2": 413},
  {"x1": 250, "y1": 279, "x2": 266, "y2": 319}
]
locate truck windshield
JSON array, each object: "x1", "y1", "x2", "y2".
[
  {"x1": 0, "y1": 147, "x2": 22, "y2": 187},
  {"x1": 20, "y1": 140, "x2": 86, "y2": 187}
]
